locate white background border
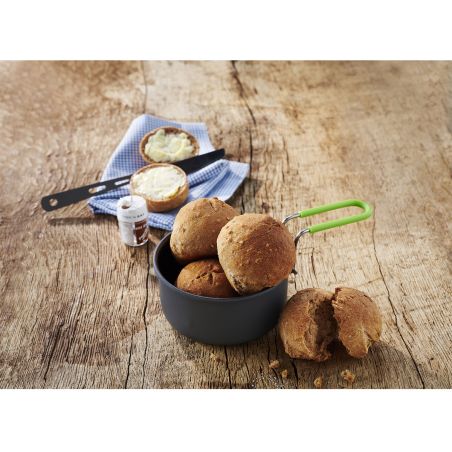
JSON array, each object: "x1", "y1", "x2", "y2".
[
  {"x1": 0, "y1": 390, "x2": 450, "y2": 451},
  {"x1": 0, "y1": 0, "x2": 451, "y2": 59},
  {"x1": 0, "y1": 1, "x2": 450, "y2": 450}
]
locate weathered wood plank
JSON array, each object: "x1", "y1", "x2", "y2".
[
  {"x1": 0, "y1": 61, "x2": 450, "y2": 388},
  {"x1": 140, "y1": 61, "x2": 451, "y2": 388},
  {"x1": 0, "y1": 61, "x2": 147, "y2": 388}
]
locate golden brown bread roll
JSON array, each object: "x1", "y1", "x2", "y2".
[
  {"x1": 332, "y1": 287, "x2": 382, "y2": 358},
  {"x1": 278, "y1": 289, "x2": 337, "y2": 361},
  {"x1": 170, "y1": 198, "x2": 239, "y2": 263},
  {"x1": 217, "y1": 214, "x2": 296, "y2": 295},
  {"x1": 279, "y1": 287, "x2": 382, "y2": 360},
  {"x1": 176, "y1": 258, "x2": 237, "y2": 298}
]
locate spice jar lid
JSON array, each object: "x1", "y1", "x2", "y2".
[{"x1": 117, "y1": 195, "x2": 148, "y2": 222}]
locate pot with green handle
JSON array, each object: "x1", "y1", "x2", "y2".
[{"x1": 154, "y1": 199, "x2": 373, "y2": 345}]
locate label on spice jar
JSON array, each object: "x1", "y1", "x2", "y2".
[{"x1": 133, "y1": 218, "x2": 148, "y2": 245}]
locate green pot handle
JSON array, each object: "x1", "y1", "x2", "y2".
[{"x1": 283, "y1": 199, "x2": 372, "y2": 239}]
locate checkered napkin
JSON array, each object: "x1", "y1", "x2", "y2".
[{"x1": 88, "y1": 114, "x2": 249, "y2": 230}]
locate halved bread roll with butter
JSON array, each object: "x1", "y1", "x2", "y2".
[
  {"x1": 139, "y1": 127, "x2": 199, "y2": 164},
  {"x1": 130, "y1": 163, "x2": 189, "y2": 213}
]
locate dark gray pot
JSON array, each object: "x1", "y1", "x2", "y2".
[{"x1": 153, "y1": 234, "x2": 288, "y2": 345}]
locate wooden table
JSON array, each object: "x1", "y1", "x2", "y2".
[{"x1": 0, "y1": 61, "x2": 450, "y2": 389}]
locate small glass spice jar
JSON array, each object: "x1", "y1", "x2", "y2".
[{"x1": 117, "y1": 195, "x2": 149, "y2": 247}]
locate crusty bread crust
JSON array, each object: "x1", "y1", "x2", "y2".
[
  {"x1": 130, "y1": 163, "x2": 189, "y2": 213},
  {"x1": 332, "y1": 287, "x2": 382, "y2": 358},
  {"x1": 278, "y1": 287, "x2": 382, "y2": 361},
  {"x1": 217, "y1": 214, "x2": 296, "y2": 295},
  {"x1": 278, "y1": 288, "x2": 336, "y2": 361},
  {"x1": 139, "y1": 126, "x2": 199, "y2": 164},
  {"x1": 170, "y1": 198, "x2": 239, "y2": 263},
  {"x1": 176, "y1": 258, "x2": 237, "y2": 298}
]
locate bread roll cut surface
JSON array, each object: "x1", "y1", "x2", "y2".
[
  {"x1": 278, "y1": 289, "x2": 336, "y2": 361},
  {"x1": 217, "y1": 213, "x2": 296, "y2": 294},
  {"x1": 332, "y1": 287, "x2": 382, "y2": 358},
  {"x1": 139, "y1": 126, "x2": 199, "y2": 164},
  {"x1": 130, "y1": 163, "x2": 189, "y2": 212}
]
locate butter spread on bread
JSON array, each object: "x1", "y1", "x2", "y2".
[
  {"x1": 132, "y1": 165, "x2": 185, "y2": 200},
  {"x1": 130, "y1": 163, "x2": 188, "y2": 213},
  {"x1": 144, "y1": 128, "x2": 194, "y2": 163}
]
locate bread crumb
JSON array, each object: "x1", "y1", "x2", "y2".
[
  {"x1": 210, "y1": 352, "x2": 222, "y2": 363},
  {"x1": 314, "y1": 376, "x2": 323, "y2": 388},
  {"x1": 341, "y1": 369, "x2": 356, "y2": 384},
  {"x1": 269, "y1": 360, "x2": 280, "y2": 369},
  {"x1": 280, "y1": 369, "x2": 288, "y2": 379}
]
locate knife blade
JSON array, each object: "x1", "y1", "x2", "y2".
[{"x1": 41, "y1": 148, "x2": 225, "y2": 212}]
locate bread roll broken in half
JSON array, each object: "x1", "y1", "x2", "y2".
[{"x1": 279, "y1": 287, "x2": 382, "y2": 360}]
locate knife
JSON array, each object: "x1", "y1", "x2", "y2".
[{"x1": 41, "y1": 148, "x2": 225, "y2": 212}]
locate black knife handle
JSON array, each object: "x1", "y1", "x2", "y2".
[
  {"x1": 176, "y1": 148, "x2": 225, "y2": 173},
  {"x1": 41, "y1": 174, "x2": 132, "y2": 211}
]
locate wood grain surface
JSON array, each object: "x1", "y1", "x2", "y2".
[{"x1": 0, "y1": 61, "x2": 450, "y2": 388}]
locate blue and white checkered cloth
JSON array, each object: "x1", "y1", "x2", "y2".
[{"x1": 88, "y1": 114, "x2": 249, "y2": 230}]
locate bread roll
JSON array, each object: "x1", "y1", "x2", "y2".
[
  {"x1": 130, "y1": 163, "x2": 188, "y2": 212},
  {"x1": 170, "y1": 198, "x2": 239, "y2": 263},
  {"x1": 139, "y1": 126, "x2": 199, "y2": 164},
  {"x1": 176, "y1": 258, "x2": 237, "y2": 298},
  {"x1": 217, "y1": 214, "x2": 296, "y2": 295},
  {"x1": 278, "y1": 286, "x2": 383, "y2": 361},
  {"x1": 278, "y1": 289, "x2": 336, "y2": 361},
  {"x1": 332, "y1": 287, "x2": 382, "y2": 358}
]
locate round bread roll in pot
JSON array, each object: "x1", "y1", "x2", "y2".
[
  {"x1": 176, "y1": 258, "x2": 237, "y2": 298},
  {"x1": 170, "y1": 198, "x2": 239, "y2": 263},
  {"x1": 217, "y1": 214, "x2": 296, "y2": 295}
]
